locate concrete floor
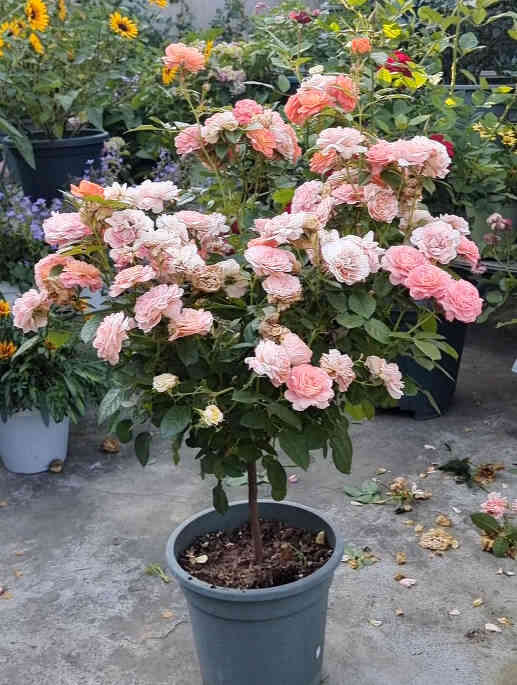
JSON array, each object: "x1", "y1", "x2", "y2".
[{"x1": 1, "y1": 324, "x2": 517, "y2": 685}]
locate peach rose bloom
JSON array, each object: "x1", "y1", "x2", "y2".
[
  {"x1": 233, "y1": 99, "x2": 264, "y2": 125},
  {"x1": 310, "y1": 150, "x2": 338, "y2": 175},
  {"x1": 292, "y1": 181, "x2": 324, "y2": 213},
  {"x1": 285, "y1": 364, "x2": 334, "y2": 411},
  {"x1": 262, "y1": 273, "x2": 302, "y2": 308},
  {"x1": 244, "y1": 245, "x2": 297, "y2": 276},
  {"x1": 254, "y1": 213, "x2": 307, "y2": 244},
  {"x1": 439, "y1": 279, "x2": 483, "y2": 323},
  {"x1": 109, "y1": 265, "x2": 156, "y2": 297},
  {"x1": 350, "y1": 37, "x2": 371, "y2": 54},
  {"x1": 245, "y1": 339, "x2": 291, "y2": 387},
  {"x1": 70, "y1": 180, "x2": 104, "y2": 198},
  {"x1": 364, "y1": 184, "x2": 399, "y2": 223},
  {"x1": 246, "y1": 127, "x2": 276, "y2": 158},
  {"x1": 93, "y1": 312, "x2": 134, "y2": 366},
  {"x1": 59, "y1": 261, "x2": 103, "y2": 292},
  {"x1": 134, "y1": 284, "x2": 184, "y2": 333},
  {"x1": 327, "y1": 75, "x2": 359, "y2": 112},
  {"x1": 365, "y1": 356, "x2": 404, "y2": 400},
  {"x1": 410, "y1": 220, "x2": 461, "y2": 264},
  {"x1": 175, "y1": 125, "x2": 204, "y2": 157},
  {"x1": 12, "y1": 289, "x2": 50, "y2": 333},
  {"x1": 279, "y1": 331, "x2": 312, "y2": 366},
  {"x1": 203, "y1": 111, "x2": 239, "y2": 144},
  {"x1": 381, "y1": 246, "x2": 427, "y2": 285},
  {"x1": 285, "y1": 89, "x2": 334, "y2": 125},
  {"x1": 35, "y1": 254, "x2": 73, "y2": 293},
  {"x1": 163, "y1": 42, "x2": 205, "y2": 74},
  {"x1": 405, "y1": 263, "x2": 451, "y2": 300},
  {"x1": 456, "y1": 236, "x2": 480, "y2": 270},
  {"x1": 320, "y1": 349, "x2": 356, "y2": 392},
  {"x1": 332, "y1": 182, "x2": 364, "y2": 206},
  {"x1": 269, "y1": 112, "x2": 302, "y2": 163},
  {"x1": 168, "y1": 308, "x2": 213, "y2": 341},
  {"x1": 321, "y1": 237, "x2": 370, "y2": 285},
  {"x1": 43, "y1": 212, "x2": 91, "y2": 248},
  {"x1": 366, "y1": 139, "x2": 395, "y2": 178},
  {"x1": 439, "y1": 214, "x2": 470, "y2": 235}
]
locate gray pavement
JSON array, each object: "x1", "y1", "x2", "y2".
[{"x1": 1, "y1": 324, "x2": 517, "y2": 685}]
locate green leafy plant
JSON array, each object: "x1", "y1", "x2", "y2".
[{"x1": 471, "y1": 512, "x2": 517, "y2": 558}]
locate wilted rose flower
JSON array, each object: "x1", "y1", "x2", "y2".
[{"x1": 190, "y1": 265, "x2": 224, "y2": 293}]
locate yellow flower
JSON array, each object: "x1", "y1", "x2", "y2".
[
  {"x1": 25, "y1": 0, "x2": 49, "y2": 32},
  {"x1": 0, "y1": 300, "x2": 10, "y2": 317},
  {"x1": 58, "y1": 0, "x2": 67, "y2": 21},
  {"x1": 148, "y1": 0, "x2": 168, "y2": 6},
  {"x1": 383, "y1": 23, "x2": 401, "y2": 39},
  {"x1": 329, "y1": 22, "x2": 340, "y2": 32},
  {"x1": 162, "y1": 65, "x2": 178, "y2": 85},
  {"x1": 204, "y1": 40, "x2": 214, "y2": 60},
  {"x1": 0, "y1": 22, "x2": 9, "y2": 35},
  {"x1": 8, "y1": 18, "x2": 26, "y2": 37},
  {"x1": 29, "y1": 31, "x2": 44, "y2": 54},
  {"x1": 109, "y1": 11, "x2": 138, "y2": 39},
  {"x1": 0, "y1": 341, "x2": 17, "y2": 360},
  {"x1": 0, "y1": 37, "x2": 4, "y2": 57},
  {"x1": 445, "y1": 97, "x2": 457, "y2": 107}
]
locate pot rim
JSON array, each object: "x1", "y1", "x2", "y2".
[
  {"x1": 166, "y1": 499, "x2": 344, "y2": 603},
  {"x1": 4, "y1": 129, "x2": 108, "y2": 149}
]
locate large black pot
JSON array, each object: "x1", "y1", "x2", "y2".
[
  {"x1": 166, "y1": 500, "x2": 344, "y2": 685},
  {"x1": 5, "y1": 129, "x2": 108, "y2": 200},
  {"x1": 397, "y1": 317, "x2": 468, "y2": 420}
]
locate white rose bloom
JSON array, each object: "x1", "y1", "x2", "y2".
[
  {"x1": 152, "y1": 373, "x2": 179, "y2": 393},
  {"x1": 200, "y1": 405, "x2": 224, "y2": 426}
]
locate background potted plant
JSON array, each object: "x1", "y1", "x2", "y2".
[{"x1": 0, "y1": 296, "x2": 105, "y2": 474}]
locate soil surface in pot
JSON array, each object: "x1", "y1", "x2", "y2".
[{"x1": 179, "y1": 519, "x2": 333, "y2": 589}]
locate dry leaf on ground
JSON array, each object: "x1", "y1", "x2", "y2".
[
  {"x1": 399, "y1": 578, "x2": 417, "y2": 588},
  {"x1": 14, "y1": 570, "x2": 23, "y2": 578},
  {"x1": 473, "y1": 598, "x2": 484, "y2": 607},
  {"x1": 194, "y1": 554, "x2": 208, "y2": 565},
  {"x1": 161, "y1": 610, "x2": 174, "y2": 619},
  {"x1": 419, "y1": 527, "x2": 458, "y2": 551},
  {"x1": 48, "y1": 459, "x2": 64, "y2": 473},
  {"x1": 497, "y1": 617, "x2": 513, "y2": 626},
  {"x1": 474, "y1": 463, "x2": 504, "y2": 486},
  {"x1": 485, "y1": 623, "x2": 502, "y2": 633},
  {"x1": 395, "y1": 608, "x2": 404, "y2": 616},
  {"x1": 396, "y1": 552, "x2": 407, "y2": 565},
  {"x1": 414, "y1": 524, "x2": 424, "y2": 534},
  {"x1": 435, "y1": 514, "x2": 452, "y2": 527},
  {"x1": 101, "y1": 437, "x2": 120, "y2": 453},
  {"x1": 368, "y1": 619, "x2": 383, "y2": 627},
  {"x1": 315, "y1": 531, "x2": 326, "y2": 545}
]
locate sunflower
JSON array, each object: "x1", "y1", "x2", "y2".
[
  {"x1": 0, "y1": 300, "x2": 10, "y2": 317},
  {"x1": 58, "y1": 0, "x2": 67, "y2": 21},
  {"x1": 109, "y1": 11, "x2": 138, "y2": 39},
  {"x1": 25, "y1": 0, "x2": 49, "y2": 32},
  {"x1": 29, "y1": 31, "x2": 44, "y2": 54},
  {"x1": 162, "y1": 65, "x2": 178, "y2": 85},
  {"x1": 148, "y1": 0, "x2": 168, "y2": 6},
  {"x1": 0, "y1": 341, "x2": 17, "y2": 360}
]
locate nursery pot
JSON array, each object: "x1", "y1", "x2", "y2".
[
  {"x1": 0, "y1": 410, "x2": 70, "y2": 474},
  {"x1": 166, "y1": 500, "x2": 344, "y2": 685},
  {"x1": 5, "y1": 129, "x2": 108, "y2": 201}
]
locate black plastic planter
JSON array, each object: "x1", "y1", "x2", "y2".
[
  {"x1": 397, "y1": 317, "x2": 467, "y2": 420},
  {"x1": 5, "y1": 129, "x2": 108, "y2": 200},
  {"x1": 166, "y1": 500, "x2": 344, "y2": 685}
]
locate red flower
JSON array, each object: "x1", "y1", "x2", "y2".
[
  {"x1": 288, "y1": 10, "x2": 312, "y2": 24},
  {"x1": 430, "y1": 134, "x2": 455, "y2": 158},
  {"x1": 384, "y1": 52, "x2": 412, "y2": 78},
  {"x1": 392, "y1": 51, "x2": 411, "y2": 64}
]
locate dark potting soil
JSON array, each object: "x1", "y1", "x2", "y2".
[{"x1": 178, "y1": 519, "x2": 333, "y2": 589}]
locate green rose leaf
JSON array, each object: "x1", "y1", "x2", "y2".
[
  {"x1": 135, "y1": 431, "x2": 151, "y2": 467},
  {"x1": 277, "y1": 74, "x2": 290, "y2": 93},
  {"x1": 98, "y1": 388, "x2": 122, "y2": 425},
  {"x1": 175, "y1": 337, "x2": 199, "y2": 366},
  {"x1": 267, "y1": 460, "x2": 287, "y2": 501},
  {"x1": 414, "y1": 340, "x2": 442, "y2": 360},
  {"x1": 279, "y1": 429, "x2": 310, "y2": 470},
  {"x1": 116, "y1": 419, "x2": 133, "y2": 444},
  {"x1": 232, "y1": 389, "x2": 264, "y2": 404},
  {"x1": 349, "y1": 291, "x2": 376, "y2": 319},
  {"x1": 492, "y1": 537, "x2": 510, "y2": 558},
  {"x1": 161, "y1": 405, "x2": 191, "y2": 438},
  {"x1": 241, "y1": 409, "x2": 271, "y2": 430},
  {"x1": 336, "y1": 313, "x2": 364, "y2": 329},
  {"x1": 80, "y1": 313, "x2": 104, "y2": 344},
  {"x1": 268, "y1": 402, "x2": 302, "y2": 431},
  {"x1": 213, "y1": 481, "x2": 229, "y2": 514},
  {"x1": 364, "y1": 318, "x2": 391, "y2": 343},
  {"x1": 470, "y1": 513, "x2": 502, "y2": 536}
]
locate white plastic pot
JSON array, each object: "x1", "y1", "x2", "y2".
[
  {"x1": 0, "y1": 281, "x2": 21, "y2": 307},
  {"x1": 0, "y1": 410, "x2": 70, "y2": 474}
]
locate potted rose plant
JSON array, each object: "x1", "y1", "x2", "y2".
[{"x1": 13, "y1": 47, "x2": 483, "y2": 682}]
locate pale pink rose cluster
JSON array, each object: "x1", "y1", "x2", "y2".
[
  {"x1": 285, "y1": 73, "x2": 359, "y2": 125},
  {"x1": 291, "y1": 181, "x2": 335, "y2": 227},
  {"x1": 365, "y1": 355, "x2": 404, "y2": 400},
  {"x1": 480, "y1": 492, "x2": 509, "y2": 520},
  {"x1": 365, "y1": 136, "x2": 451, "y2": 180},
  {"x1": 321, "y1": 231, "x2": 384, "y2": 284},
  {"x1": 43, "y1": 212, "x2": 91, "y2": 248},
  {"x1": 175, "y1": 99, "x2": 301, "y2": 164}
]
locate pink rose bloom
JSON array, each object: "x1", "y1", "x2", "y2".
[
  {"x1": 104, "y1": 209, "x2": 153, "y2": 249},
  {"x1": 134, "y1": 284, "x2": 184, "y2": 333},
  {"x1": 405, "y1": 263, "x2": 452, "y2": 300},
  {"x1": 365, "y1": 356, "x2": 404, "y2": 400},
  {"x1": 320, "y1": 349, "x2": 355, "y2": 392},
  {"x1": 168, "y1": 308, "x2": 213, "y2": 341},
  {"x1": 421, "y1": 137, "x2": 451, "y2": 178},
  {"x1": 291, "y1": 181, "x2": 324, "y2": 213},
  {"x1": 348, "y1": 231, "x2": 385, "y2": 273},
  {"x1": 131, "y1": 180, "x2": 179, "y2": 213},
  {"x1": 109, "y1": 265, "x2": 156, "y2": 297},
  {"x1": 233, "y1": 99, "x2": 264, "y2": 125},
  {"x1": 316, "y1": 127, "x2": 366, "y2": 159},
  {"x1": 93, "y1": 312, "x2": 134, "y2": 366},
  {"x1": 262, "y1": 273, "x2": 302, "y2": 307},
  {"x1": 364, "y1": 184, "x2": 399, "y2": 223},
  {"x1": 410, "y1": 220, "x2": 461, "y2": 264},
  {"x1": 269, "y1": 112, "x2": 302, "y2": 163},
  {"x1": 381, "y1": 246, "x2": 428, "y2": 285},
  {"x1": 310, "y1": 150, "x2": 338, "y2": 175},
  {"x1": 480, "y1": 492, "x2": 508, "y2": 520},
  {"x1": 244, "y1": 245, "x2": 297, "y2": 276},
  {"x1": 163, "y1": 42, "x2": 205, "y2": 74},
  {"x1": 12, "y1": 289, "x2": 50, "y2": 333},
  {"x1": 279, "y1": 331, "x2": 312, "y2": 366},
  {"x1": 254, "y1": 212, "x2": 307, "y2": 244},
  {"x1": 332, "y1": 183, "x2": 364, "y2": 206},
  {"x1": 439, "y1": 214, "x2": 470, "y2": 235},
  {"x1": 34, "y1": 254, "x2": 72, "y2": 292},
  {"x1": 43, "y1": 212, "x2": 91, "y2": 248},
  {"x1": 59, "y1": 261, "x2": 103, "y2": 292},
  {"x1": 439, "y1": 279, "x2": 483, "y2": 323},
  {"x1": 327, "y1": 74, "x2": 359, "y2": 113},
  {"x1": 456, "y1": 236, "x2": 481, "y2": 271},
  {"x1": 202, "y1": 111, "x2": 239, "y2": 144},
  {"x1": 390, "y1": 137, "x2": 431, "y2": 168},
  {"x1": 175, "y1": 125, "x2": 204, "y2": 156},
  {"x1": 174, "y1": 210, "x2": 230, "y2": 257},
  {"x1": 285, "y1": 364, "x2": 334, "y2": 411},
  {"x1": 110, "y1": 246, "x2": 137, "y2": 270},
  {"x1": 366, "y1": 139, "x2": 395, "y2": 178},
  {"x1": 245, "y1": 339, "x2": 291, "y2": 387},
  {"x1": 284, "y1": 89, "x2": 334, "y2": 125},
  {"x1": 321, "y1": 237, "x2": 370, "y2": 285}
]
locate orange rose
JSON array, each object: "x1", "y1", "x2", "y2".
[
  {"x1": 350, "y1": 37, "x2": 371, "y2": 55},
  {"x1": 285, "y1": 90, "x2": 334, "y2": 125},
  {"x1": 246, "y1": 128, "x2": 276, "y2": 159},
  {"x1": 70, "y1": 180, "x2": 104, "y2": 198}
]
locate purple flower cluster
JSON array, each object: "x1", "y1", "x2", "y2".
[{"x1": 0, "y1": 188, "x2": 62, "y2": 241}]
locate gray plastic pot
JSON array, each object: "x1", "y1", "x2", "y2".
[
  {"x1": 0, "y1": 410, "x2": 69, "y2": 474},
  {"x1": 166, "y1": 499, "x2": 344, "y2": 685}
]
